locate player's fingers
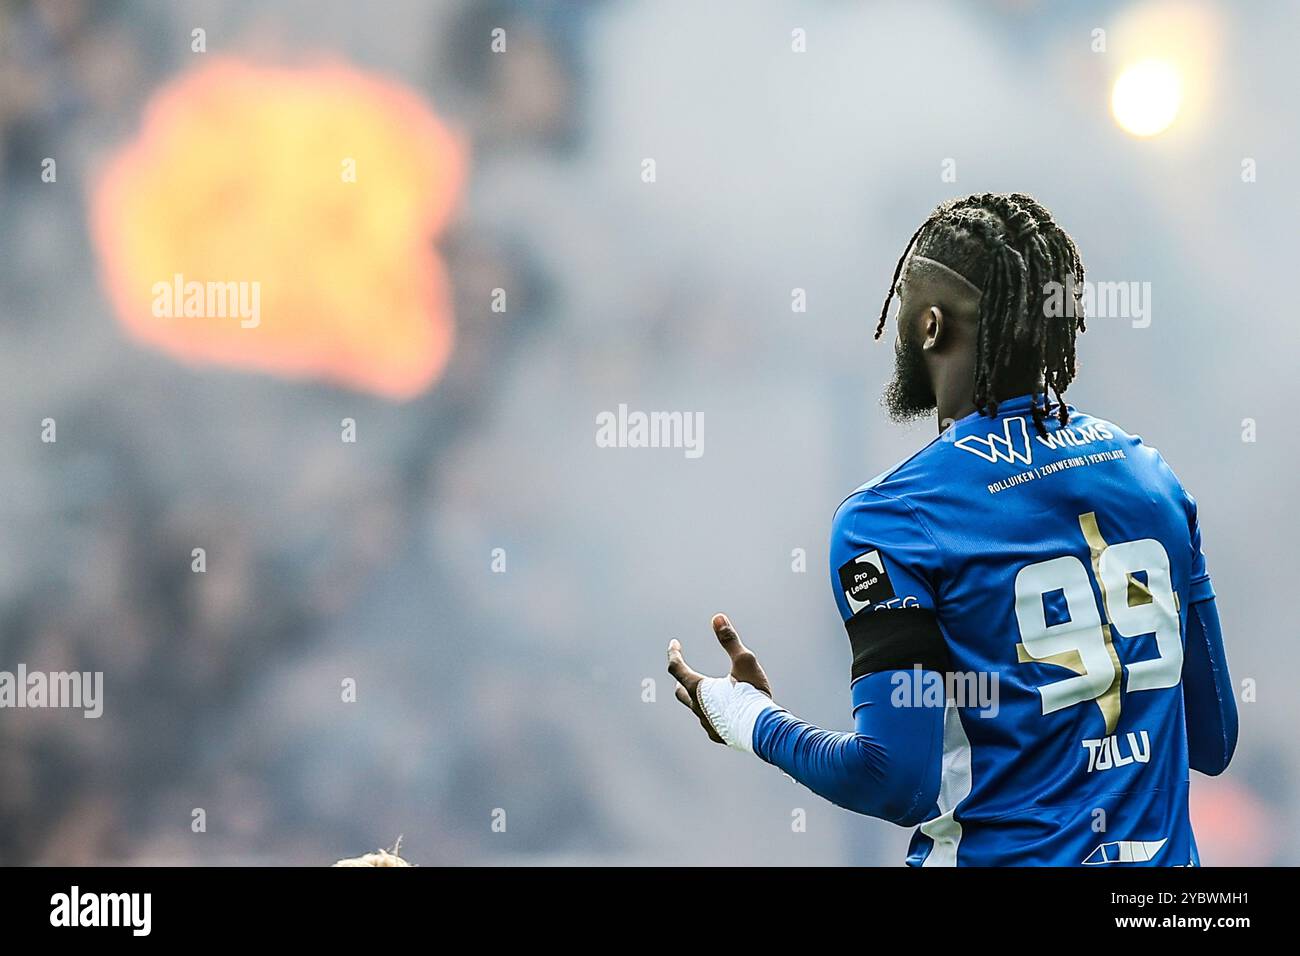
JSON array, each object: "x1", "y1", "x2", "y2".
[
  {"x1": 666, "y1": 639, "x2": 704, "y2": 689},
  {"x1": 712, "y1": 613, "x2": 754, "y2": 664},
  {"x1": 714, "y1": 613, "x2": 773, "y2": 697},
  {"x1": 669, "y1": 641, "x2": 725, "y2": 744},
  {"x1": 674, "y1": 683, "x2": 695, "y2": 710}
]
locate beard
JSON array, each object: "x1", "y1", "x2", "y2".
[{"x1": 882, "y1": 330, "x2": 936, "y2": 424}]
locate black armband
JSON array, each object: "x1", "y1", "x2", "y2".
[{"x1": 845, "y1": 607, "x2": 950, "y2": 682}]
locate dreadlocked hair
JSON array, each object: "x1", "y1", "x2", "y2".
[{"x1": 875, "y1": 192, "x2": 1086, "y2": 435}]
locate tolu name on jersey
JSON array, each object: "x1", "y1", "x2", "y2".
[{"x1": 1082, "y1": 729, "x2": 1152, "y2": 772}]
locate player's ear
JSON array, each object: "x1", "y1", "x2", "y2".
[{"x1": 922, "y1": 305, "x2": 944, "y2": 350}]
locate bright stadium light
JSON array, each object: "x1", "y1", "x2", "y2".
[{"x1": 1111, "y1": 58, "x2": 1183, "y2": 137}]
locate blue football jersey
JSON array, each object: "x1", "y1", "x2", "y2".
[{"x1": 830, "y1": 394, "x2": 1212, "y2": 866}]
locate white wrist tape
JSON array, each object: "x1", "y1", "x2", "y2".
[{"x1": 696, "y1": 678, "x2": 776, "y2": 754}]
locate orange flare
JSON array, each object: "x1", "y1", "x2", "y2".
[{"x1": 90, "y1": 58, "x2": 467, "y2": 400}]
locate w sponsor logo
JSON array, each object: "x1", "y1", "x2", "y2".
[{"x1": 955, "y1": 417, "x2": 1033, "y2": 465}]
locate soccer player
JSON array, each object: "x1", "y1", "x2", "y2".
[{"x1": 668, "y1": 193, "x2": 1237, "y2": 866}]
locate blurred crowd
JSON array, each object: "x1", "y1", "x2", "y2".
[{"x1": 0, "y1": 0, "x2": 608, "y2": 865}]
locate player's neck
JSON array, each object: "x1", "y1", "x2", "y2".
[
  {"x1": 934, "y1": 365, "x2": 981, "y2": 431},
  {"x1": 935, "y1": 379, "x2": 1043, "y2": 433},
  {"x1": 936, "y1": 397, "x2": 977, "y2": 432}
]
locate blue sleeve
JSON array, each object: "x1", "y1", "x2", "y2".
[
  {"x1": 748, "y1": 488, "x2": 946, "y2": 825},
  {"x1": 1180, "y1": 493, "x2": 1237, "y2": 775},
  {"x1": 1182, "y1": 594, "x2": 1237, "y2": 775},
  {"x1": 1185, "y1": 491, "x2": 1215, "y2": 605},
  {"x1": 752, "y1": 672, "x2": 944, "y2": 825}
]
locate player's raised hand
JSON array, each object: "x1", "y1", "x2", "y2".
[{"x1": 668, "y1": 614, "x2": 772, "y2": 746}]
